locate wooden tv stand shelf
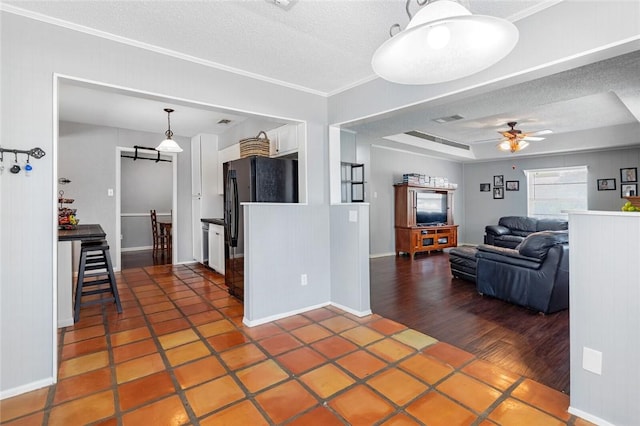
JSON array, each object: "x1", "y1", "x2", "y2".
[
  {"x1": 395, "y1": 225, "x2": 458, "y2": 258},
  {"x1": 393, "y1": 182, "x2": 458, "y2": 259}
]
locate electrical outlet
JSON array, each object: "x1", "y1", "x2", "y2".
[
  {"x1": 300, "y1": 274, "x2": 308, "y2": 286},
  {"x1": 107, "y1": 188, "x2": 114, "y2": 197},
  {"x1": 582, "y1": 347, "x2": 602, "y2": 375},
  {"x1": 349, "y1": 210, "x2": 358, "y2": 222}
]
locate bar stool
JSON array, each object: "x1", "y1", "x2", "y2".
[{"x1": 74, "y1": 240, "x2": 122, "y2": 322}]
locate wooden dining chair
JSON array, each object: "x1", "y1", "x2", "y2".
[{"x1": 150, "y1": 209, "x2": 167, "y2": 257}]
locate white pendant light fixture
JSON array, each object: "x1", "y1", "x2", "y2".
[
  {"x1": 372, "y1": 0, "x2": 519, "y2": 85},
  {"x1": 156, "y1": 108, "x2": 183, "y2": 153}
]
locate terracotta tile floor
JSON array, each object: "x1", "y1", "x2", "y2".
[{"x1": 0, "y1": 264, "x2": 593, "y2": 425}]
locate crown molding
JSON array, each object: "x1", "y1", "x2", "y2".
[{"x1": 0, "y1": 3, "x2": 329, "y2": 98}]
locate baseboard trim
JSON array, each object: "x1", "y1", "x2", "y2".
[
  {"x1": 0, "y1": 377, "x2": 55, "y2": 400},
  {"x1": 369, "y1": 252, "x2": 396, "y2": 258},
  {"x1": 243, "y1": 302, "x2": 331, "y2": 327},
  {"x1": 330, "y1": 302, "x2": 372, "y2": 317},
  {"x1": 121, "y1": 246, "x2": 153, "y2": 252},
  {"x1": 568, "y1": 406, "x2": 614, "y2": 426}
]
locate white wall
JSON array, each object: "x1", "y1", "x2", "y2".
[
  {"x1": 58, "y1": 122, "x2": 185, "y2": 264},
  {"x1": 243, "y1": 204, "x2": 331, "y2": 324},
  {"x1": 0, "y1": 11, "x2": 329, "y2": 397},
  {"x1": 568, "y1": 211, "x2": 640, "y2": 425},
  {"x1": 365, "y1": 140, "x2": 464, "y2": 256},
  {"x1": 330, "y1": 204, "x2": 371, "y2": 316}
]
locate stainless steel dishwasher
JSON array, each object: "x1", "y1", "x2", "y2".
[{"x1": 201, "y1": 222, "x2": 209, "y2": 265}]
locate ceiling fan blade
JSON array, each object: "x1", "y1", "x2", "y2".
[
  {"x1": 522, "y1": 136, "x2": 545, "y2": 141},
  {"x1": 531, "y1": 129, "x2": 553, "y2": 136}
]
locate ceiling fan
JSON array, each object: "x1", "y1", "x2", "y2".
[{"x1": 496, "y1": 121, "x2": 552, "y2": 153}]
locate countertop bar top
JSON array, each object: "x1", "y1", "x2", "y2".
[
  {"x1": 201, "y1": 218, "x2": 226, "y2": 226},
  {"x1": 58, "y1": 224, "x2": 106, "y2": 241}
]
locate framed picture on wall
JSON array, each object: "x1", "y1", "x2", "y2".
[
  {"x1": 597, "y1": 178, "x2": 616, "y2": 191},
  {"x1": 480, "y1": 183, "x2": 491, "y2": 192},
  {"x1": 621, "y1": 183, "x2": 637, "y2": 197},
  {"x1": 506, "y1": 181, "x2": 519, "y2": 191},
  {"x1": 493, "y1": 187, "x2": 504, "y2": 199},
  {"x1": 621, "y1": 167, "x2": 637, "y2": 183},
  {"x1": 493, "y1": 175, "x2": 504, "y2": 187}
]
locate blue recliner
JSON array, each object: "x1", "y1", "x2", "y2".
[{"x1": 475, "y1": 231, "x2": 569, "y2": 314}]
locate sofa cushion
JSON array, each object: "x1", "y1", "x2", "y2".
[
  {"x1": 485, "y1": 225, "x2": 511, "y2": 236},
  {"x1": 536, "y1": 219, "x2": 568, "y2": 232},
  {"x1": 477, "y1": 244, "x2": 542, "y2": 268},
  {"x1": 497, "y1": 235, "x2": 525, "y2": 244},
  {"x1": 498, "y1": 216, "x2": 538, "y2": 233},
  {"x1": 518, "y1": 231, "x2": 569, "y2": 259}
]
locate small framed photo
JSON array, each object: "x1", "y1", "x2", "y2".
[
  {"x1": 621, "y1": 167, "x2": 637, "y2": 183},
  {"x1": 621, "y1": 183, "x2": 637, "y2": 197},
  {"x1": 493, "y1": 187, "x2": 504, "y2": 199},
  {"x1": 493, "y1": 175, "x2": 504, "y2": 187},
  {"x1": 505, "y1": 180, "x2": 519, "y2": 191},
  {"x1": 597, "y1": 178, "x2": 616, "y2": 191},
  {"x1": 480, "y1": 183, "x2": 491, "y2": 192}
]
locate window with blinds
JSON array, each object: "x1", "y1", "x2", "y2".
[{"x1": 524, "y1": 166, "x2": 588, "y2": 219}]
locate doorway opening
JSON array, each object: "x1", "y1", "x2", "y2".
[{"x1": 116, "y1": 146, "x2": 177, "y2": 270}]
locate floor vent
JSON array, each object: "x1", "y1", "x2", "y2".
[{"x1": 405, "y1": 130, "x2": 470, "y2": 151}]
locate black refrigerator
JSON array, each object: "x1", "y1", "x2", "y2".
[{"x1": 223, "y1": 156, "x2": 298, "y2": 300}]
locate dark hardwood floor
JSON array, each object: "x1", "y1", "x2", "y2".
[
  {"x1": 370, "y1": 251, "x2": 570, "y2": 394},
  {"x1": 121, "y1": 249, "x2": 170, "y2": 269}
]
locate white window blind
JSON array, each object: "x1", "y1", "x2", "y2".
[{"x1": 524, "y1": 166, "x2": 588, "y2": 219}]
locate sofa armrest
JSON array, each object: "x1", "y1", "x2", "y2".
[
  {"x1": 477, "y1": 244, "x2": 542, "y2": 269},
  {"x1": 485, "y1": 225, "x2": 511, "y2": 236}
]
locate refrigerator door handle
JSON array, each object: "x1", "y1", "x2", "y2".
[{"x1": 227, "y1": 169, "x2": 239, "y2": 247}]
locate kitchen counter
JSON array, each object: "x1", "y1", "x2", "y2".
[
  {"x1": 201, "y1": 218, "x2": 225, "y2": 226},
  {"x1": 58, "y1": 223, "x2": 106, "y2": 241}
]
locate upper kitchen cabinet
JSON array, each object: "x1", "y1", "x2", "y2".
[{"x1": 267, "y1": 123, "x2": 300, "y2": 158}]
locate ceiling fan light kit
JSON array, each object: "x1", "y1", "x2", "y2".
[
  {"x1": 495, "y1": 122, "x2": 549, "y2": 153},
  {"x1": 498, "y1": 139, "x2": 529, "y2": 153},
  {"x1": 372, "y1": 0, "x2": 519, "y2": 85},
  {"x1": 156, "y1": 108, "x2": 183, "y2": 153}
]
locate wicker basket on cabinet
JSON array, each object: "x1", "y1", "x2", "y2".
[{"x1": 239, "y1": 131, "x2": 270, "y2": 158}]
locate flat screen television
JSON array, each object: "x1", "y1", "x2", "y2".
[{"x1": 416, "y1": 192, "x2": 447, "y2": 226}]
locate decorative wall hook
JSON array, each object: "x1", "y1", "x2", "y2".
[{"x1": 0, "y1": 146, "x2": 46, "y2": 175}]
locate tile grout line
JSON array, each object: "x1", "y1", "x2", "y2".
[{"x1": 6, "y1": 262, "x2": 576, "y2": 426}]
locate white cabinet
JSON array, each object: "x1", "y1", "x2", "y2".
[
  {"x1": 192, "y1": 134, "x2": 219, "y2": 263},
  {"x1": 191, "y1": 136, "x2": 203, "y2": 262},
  {"x1": 200, "y1": 135, "x2": 220, "y2": 218},
  {"x1": 268, "y1": 124, "x2": 299, "y2": 157},
  {"x1": 208, "y1": 224, "x2": 225, "y2": 274},
  {"x1": 217, "y1": 143, "x2": 241, "y2": 195}
]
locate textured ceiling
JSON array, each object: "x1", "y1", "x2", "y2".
[
  {"x1": 58, "y1": 82, "x2": 256, "y2": 138},
  {"x1": 5, "y1": 0, "x2": 554, "y2": 95},
  {"x1": 344, "y1": 51, "x2": 640, "y2": 143},
  {"x1": 4, "y1": 0, "x2": 639, "y2": 160}
]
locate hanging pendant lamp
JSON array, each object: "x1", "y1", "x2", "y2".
[
  {"x1": 372, "y1": 0, "x2": 519, "y2": 85},
  {"x1": 156, "y1": 108, "x2": 183, "y2": 153}
]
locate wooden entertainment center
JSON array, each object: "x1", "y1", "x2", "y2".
[{"x1": 394, "y1": 183, "x2": 458, "y2": 259}]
